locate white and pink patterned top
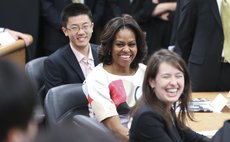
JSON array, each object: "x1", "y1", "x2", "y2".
[{"x1": 83, "y1": 63, "x2": 146, "y2": 127}]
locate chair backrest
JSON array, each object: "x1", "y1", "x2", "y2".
[
  {"x1": 25, "y1": 56, "x2": 47, "y2": 100},
  {"x1": 73, "y1": 115, "x2": 110, "y2": 134},
  {"x1": 45, "y1": 83, "x2": 89, "y2": 128},
  {"x1": 73, "y1": 115, "x2": 122, "y2": 142}
]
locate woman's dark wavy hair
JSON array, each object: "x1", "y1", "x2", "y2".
[
  {"x1": 130, "y1": 49, "x2": 193, "y2": 129},
  {"x1": 98, "y1": 16, "x2": 147, "y2": 69}
]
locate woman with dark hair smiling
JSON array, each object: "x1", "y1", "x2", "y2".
[
  {"x1": 84, "y1": 16, "x2": 147, "y2": 142},
  {"x1": 129, "y1": 49, "x2": 210, "y2": 142}
]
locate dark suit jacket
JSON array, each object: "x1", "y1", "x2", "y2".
[
  {"x1": 170, "y1": 0, "x2": 182, "y2": 46},
  {"x1": 175, "y1": 0, "x2": 224, "y2": 91},
  {"x1": 130, "y1": 104, "x2": 210, "y2": 142},
  {"x1": 39, "y1": 0, "x2": 103, "y2": 55},
  {"x1": 212, "y1": 120, "x2": 230, "y2": 142},
  {"x1": 100, "y1": 0, "x2": 132, "y2": 27},
  {"x1": 44, "y1": 44, "x2": 99, "y2": 92}
]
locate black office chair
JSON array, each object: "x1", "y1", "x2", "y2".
[
  {"x1": 73, "y1": 115, "x2": 111, "y2": 133},
  {"x1": 25, "y1": 56, "x2": 47, "y2": 101},
  {"x1": 25, "y1": 56, "x2": 47, "y2": 124},
  {"x1": 45, "y1": 83, "x2": 89, "y2": 128}
]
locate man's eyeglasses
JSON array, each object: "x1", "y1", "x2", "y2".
[{"x1": 66, "y1": 23, "x2": 92, "y2": 33}]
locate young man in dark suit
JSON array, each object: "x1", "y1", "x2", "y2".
[
  {"x1": 44, "y1": 3, "x2": 99, "y2": 92},
  {"x1": 39, "y1": 0, "x2": 104, "y2": 55}
]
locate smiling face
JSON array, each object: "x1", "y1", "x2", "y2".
[
  {"x1": 149, "y1": 62, "x2": 185, "y2": 108},
  {"x1": 111, "y1": 28, "x2": 137, "y2": 69},
  {"x1": 62, "y1": 15, "x2": 93, "y2": 49}
]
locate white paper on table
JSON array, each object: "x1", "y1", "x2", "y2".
[
  {"x1": 210, "y1": 94, "x2": 229, "y2": 112},
  {"x1": 197, "y1": 130, "x2": 218, "y2": 137},
  {"x1": 0, "y1": 32, "x2": 16, "y2": 46},
  {"x1": 188, "y1": 98, "x2": 213, "y2": 112}
]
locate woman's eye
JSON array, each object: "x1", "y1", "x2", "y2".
[
  {"x1": 116, "y1": 43, "x2": 124, "y2": 47},
  {"x1": 129, "y1": 43, "x2": 136, "y2": 47},
  {"x1": 162, "y1": 75, "x2": 170, "y2": 79},
  {"x1": 176, "y1": 75, "x2": 183, "y2": 78}
]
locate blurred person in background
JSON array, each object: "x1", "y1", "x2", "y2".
[
  {"x1": 0, "y1": 59, "x2": 37, "y2": 142},
  {"x1": 131, "y1": 0, "x2": 177, "y2": 61},
  {"x1": 175, "y1": 0, "x2": 230, "y2": 92}
]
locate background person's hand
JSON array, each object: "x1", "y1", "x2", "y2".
[
  {"x1": 152, "y1": 0, "x2": 159, "y2": 4},
  {"x1": 158, "y1": 12, "x2": 170, "y2": 21},
  {"x1": 5, "y1": 28, "x2": 32, "y2": 46}
]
